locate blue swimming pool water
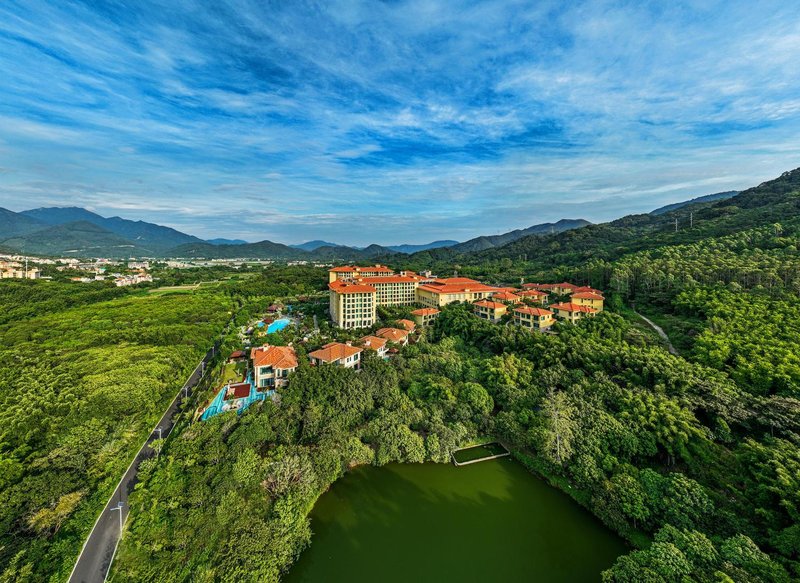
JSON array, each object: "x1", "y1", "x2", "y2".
[
  {"x1": 267, "y1": 318, "x2": 291, "y2": 334},
  {"x1": 200, "y1": 372, "x2": 271, "y2": 421}
]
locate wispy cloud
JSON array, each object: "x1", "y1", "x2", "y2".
[{"x1": 0, "y1": 0, "x2": 799, "y2": 245}]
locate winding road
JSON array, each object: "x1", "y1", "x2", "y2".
[
  {"x1": 67, "y1": 346, "x2": 216, "y2": 583},
  {"x1": 634, "y1": 311, "x2": 678, "y2": 355}
]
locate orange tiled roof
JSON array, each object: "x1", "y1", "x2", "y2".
[
  {"x1": 309, "y1": 342, "x2": 362, "y2": 362},
  {"x1": 474, "y1": 300, "x2": 506, "y2": 310},
  {"x1": 492, "y1": 291, "x2": 521, "y2": 301},
  {"x1": 551, "y1": 302, "x2": 597, "y2": 314},
  {"x1": 515, "y1": 306, "x2": 553, "y2": 316},
  {"x1": 397, "y1": 319, "x2": 416, "y2": 331},
  {"x1": 329, "y1": 280, "x2": 377, "y2": 294},
  {"x1": 251, "y1": 345, "x2": 298, "y2": 369},
  {"x1": 375, "y1": 327, "x2": 409, "y2": 342},
  {"x1": 517, "y1": 290, "x2": 547, "y2": 297},
  {"x1": 418, "y1": 277, "x2": 500, "y2": 295},
  {"x1": 410, "y1": 308, "x2": 440, "y2": 316},
  {"x1": 571, "y1": 291, "x2": 605, "y2": 300},
  {"x1": 360, "y1": 335, "x2": 388, "y2": 350}
]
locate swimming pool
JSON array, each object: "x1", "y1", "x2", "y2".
[{"x1": 267, "y1": 318, "x2": 291, "y2": 334}]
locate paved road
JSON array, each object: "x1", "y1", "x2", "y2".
[
  {"x1": 68, "y1": 346, "x2": 216, "y2": 583},
  {"x1": 635, "y1": 311, "x2": 679, "y2": 355}
]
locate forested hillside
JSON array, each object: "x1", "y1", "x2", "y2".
[{"x1": 0, "y1": 283, "x2": 232, "y2": 581}]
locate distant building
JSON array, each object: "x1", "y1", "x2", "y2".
[
  {"x1": 410, "y1": 307, "x2": 440, "y2": 327},
  {"x1": 251, "y1": 345, "x2": 298, "y2": 389},
  {"x1": 473, "y1": 300, "x2": 508, "y2": 323},
  {"x1": 513, "y1": 306, "x2": 555, "y2": 331},
  {"x1": 309, "y1": 342, "x2": 363, "y2": 368},
  {"x1": 127, "y1": 261, "x2": 150, "y2": 270},
  {"x1": 416, "y1": 277, "x2": 500, "y2": 308},
  {"x1": 328, "y1": 264, "x2": 395, "y2": 283}
]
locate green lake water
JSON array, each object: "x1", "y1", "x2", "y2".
[{"x1": 285, "y1": 457, "x2": 627, "y2": 582}]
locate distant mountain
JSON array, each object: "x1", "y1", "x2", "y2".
[
  {"x1": 448, "y1": 219, "x2": 591, "y2": 254},
  {"x1": 458, "y1": 168, "x2": 800, "y2": 268},
  {"x1": 207, "y1": 238, "x2": 248, "y2": 246},
  {"x1": 18, "y1": 206, "x2": 202, "y2": 252},
  {"x1": 167, "y1": 240, "x2": 302, "y2": 260},
  {"x1": 387, "y1": 240, "x2": 459, "y2": 254},
  {"x1": 651, "y1": 191, "x2": 739, "y2": 215},
  {"x1": 290, "y1": 240, "x2": 340, "y2": 251},
  {"x1": 1, "y1": 221, "x2": 148, "y2": 256},
  {"x1": 20, "y1": 206, "x2": 105, "y2": 225},
  {"x1": 0, "y1": 208, "x2": 49, "y2": 238}
]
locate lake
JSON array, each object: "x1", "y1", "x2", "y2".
[{"x1": 285, "y1": 457, "x2": 627, "y2": 582}]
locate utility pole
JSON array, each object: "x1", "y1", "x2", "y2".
[
  {"x1": 111, "y1": 501, "x2": 124, "y2": 533},
  {"x1": 690, "y1": 212, "x2": 693, "y2": 228},
  {"x1": 674, "y1": 218, "x2": 678, "y2": 232}
]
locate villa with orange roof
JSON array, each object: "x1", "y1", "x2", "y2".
[
  {"x1": 251, "y1": 344, "x2": 298, "y2": 389},
  {"x1": 513, "y1": 306, "x2": 555, "y2": 331},
  {"x1": 397, "y1": 318, "x2": 416, "y2": 332},
  {"x1": 308, "y1": 342, "x2": 363, "y2": 368},
  {"x1": 517, "y1": 289, "x2": 549, "y2": 303},
  {"x1": 571, "y1": 290, "x2": 605, "y2": 311},
  {"x1": 375, "y1": 327, "x2": 410, "y2": 346},
  {"x1": 491, "y1": 290, "x2": 522, "y2": 304},
  {"x1": 550, "y1": 302, "x2": 598, "y2": 324},
  {"x1": 473, "y1": 299, "x2": 508, "y2": 322},
  {"x1": 411, "y1": 307, "x2": 439, "y2": 327},
  {"x1": 360, "y1": 335, "x2": 388, "y2": 357}
]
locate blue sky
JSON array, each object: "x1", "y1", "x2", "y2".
[{"x1": 1, "y1": 1, "x2": 799, "y2": 245}]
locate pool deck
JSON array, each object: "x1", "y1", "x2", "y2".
[{"x1": 200, "y1": 372, "x2": 274, "y2": 421}]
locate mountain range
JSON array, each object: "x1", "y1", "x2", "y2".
[
  {"x1": 0, "y1": 206, "x2": 592, "y2": 259},
  {"x1": 0, "y1": 185, "x2": 751, "y2": 260}
]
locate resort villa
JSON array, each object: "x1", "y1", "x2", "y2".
[
  {"x1": 514, "y1": 306, "x2": 555, "y2": 331},
  {"x1": 251, "y1": 345, "x2": 298, "y2": 389},
  {"x1": 375, "y1": 327, "x2": 410, "y2": 346},
  {"x1": 397, "y1": 318, "x2": 416, "y2": 332},
  {"x1": 360, "y1": 335, "x2": 389, "y2": 357},
  {"x1": 517, "y1": 289, "x2": 549, "y2": 303},
  {"x1": 550, "y1": 302, "x2": 598, "y2": 323},
  {"x1": 309, "y1": 342, "x2": 363, "y2": 368},
  {"x1": 491, "y1": 290, "x2": 521, "y2": 304},
  {"x1": 473, "y1": 300, "x2": 508, "y2": 322},
  {"x1": 411, "y1": 307, "x2": 440, "y2": 327},
  {"x1": 571, "y1": 291, "x2": 605, "y2": 311}
]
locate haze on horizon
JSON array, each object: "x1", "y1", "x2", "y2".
[{"x1": 1, "y1": 1, "x2": 799, "y2": 246}]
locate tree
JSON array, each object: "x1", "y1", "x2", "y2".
[{"x1": 540, "y1": 388, "x2": 577, "y2": 466}]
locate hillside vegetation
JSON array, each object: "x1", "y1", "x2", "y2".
[{"x1": 0, "y1": 283, "x2": 232, "y2": 581}]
